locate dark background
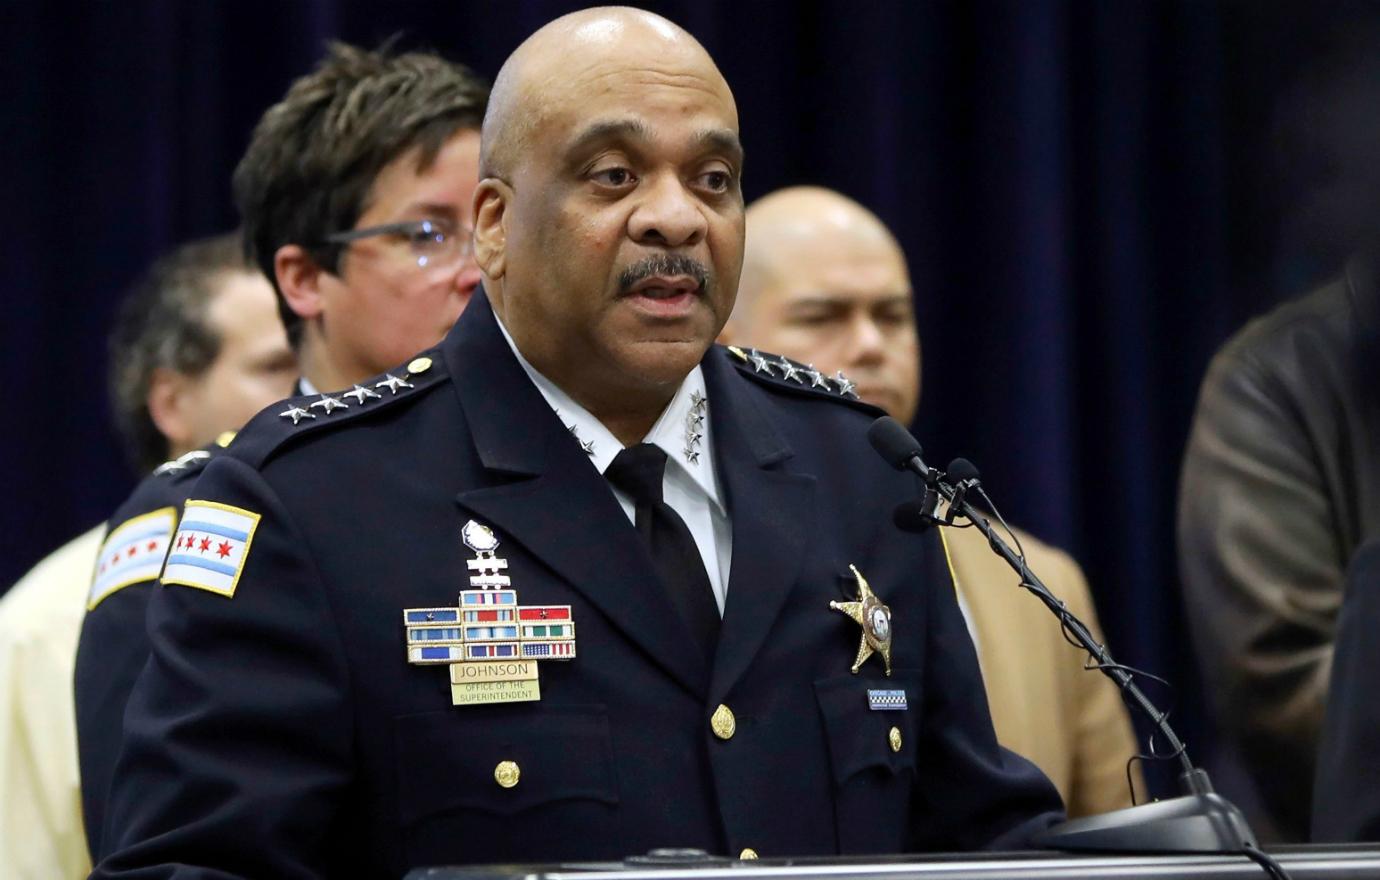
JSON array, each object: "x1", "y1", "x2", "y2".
[{"x1": 5, "y1": 0, "x2": 1380, "y2": 811}]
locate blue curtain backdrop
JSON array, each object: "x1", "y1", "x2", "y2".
[{"x1": 3, "y1": 0, "x2": 1376, "y2": 804}]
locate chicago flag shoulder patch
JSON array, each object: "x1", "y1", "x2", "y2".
[
  {"x1": 89, "y1": 507, "x2": 178, "y2": 609},
  {"x1": 161, "y1": 500, "x2": 261, "y2": 598}
]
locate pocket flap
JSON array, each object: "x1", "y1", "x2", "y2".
[
  {"x1": 394, "y1": 704, "x2": 618, "y2": 824},
  {"x1": 814, "y1": 672, "x2": 921, "y2": 784}
]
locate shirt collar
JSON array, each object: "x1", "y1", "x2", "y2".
[
  {"x1": 494, "y1": 313, "x2": 724, "y2": 513},
  {"x1": 297, "y1": 375, "x2": 318, "y2": 397}
]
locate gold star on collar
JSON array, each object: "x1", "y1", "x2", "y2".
[{"x1": 829, "y1": 564, "x2": 893, "y2": 676}]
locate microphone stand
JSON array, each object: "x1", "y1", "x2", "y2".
[{"x1": 926, "y1": 470, "x2": 1259, "y2": 855}]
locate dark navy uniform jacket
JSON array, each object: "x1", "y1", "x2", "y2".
[
  {"x1": 95, "y1": 292, "x2": 1063, "y2": 879},
  {"x1": 75, "y1": 444, "x2": 225, "y2": 862}
]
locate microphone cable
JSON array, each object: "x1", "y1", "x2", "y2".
[{"x1": 969, "y1": 477, "x2": 1294, "y2": 880}]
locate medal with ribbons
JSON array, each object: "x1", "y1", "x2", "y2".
[{"x1": 403, "y1": 520, "x2": 576, "y2": 705}]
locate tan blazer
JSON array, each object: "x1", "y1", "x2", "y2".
[{"x1": 942, "y1": 524, "x2": 1143, "y2": 817}]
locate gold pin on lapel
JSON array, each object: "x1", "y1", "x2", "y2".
[{"x1": 830, "y1": 564, "x2": 893, "y2": 676}]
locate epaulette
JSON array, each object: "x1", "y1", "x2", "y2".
[
  {"x1": 226, "y1": 352, "x2": 449, "y2": 468},
  {"x1": 721, "y1": 344, "x2": 883, "y2": 414},
  {"x1": 150, "y1": 431, "x2": 235, "y2": 479}
]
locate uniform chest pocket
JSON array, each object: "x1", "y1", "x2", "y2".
[
  {"x1": 814, "y1": 672, "x2": 922, "y2": 853},
  {"x1": 815, "y1": 672, "x2": 921, "y2": 782},
  {"x1": 393, "y1": 703, "x2": 618, "y2": 825}
]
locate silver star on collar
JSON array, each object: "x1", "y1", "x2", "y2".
[
  {"x1": 310, "y1": 394, "x2": 349, "y2": 414},
  {"x1": 376, "y1": 374, "x2": 414, "y2": 395},
  {"x1": 776, "y1": 356, "x2": 804, "y2": 383},
  {"x1": 833, "y1": 371, "x2": 858, "y2": 398},
  {"x1": 804, "y1": 364, "x2": 832, "y2": 389},
  {"x1": 343, "y1": 384, "x2": 382, "y2": 404},
  {"x1": 747, "y1": 349, "x2": 777, "y2": 376},
  {"x1": 690, "y1": 390, "x2": 707, "y2": 409},
  {"x1": 565, "y1": 422, "x2": 596, "y2": 457},
  {"x1": 279, "y1": 405, "x2": 316, "y2": 425}
]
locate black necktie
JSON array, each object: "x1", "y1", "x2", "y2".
[{"x1": 605, "y1": 443, "x2": 720, "y2": 662}]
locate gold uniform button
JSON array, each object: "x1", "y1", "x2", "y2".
[
  {"x1": 739, "y1": 848, "x2": 759, "y2": 860},
  {"x1": 407, "y1": 356, "x2": 433, "y2": 375},
  {"x1": 494, "y1": 760, "x2": 520, "y2": 788},
  {"x1": 711, "y1": 704, "x2": 736, "y2": 740},
  {"x1": 888, "y1": 726, "x2": 903, "y2": 753}
]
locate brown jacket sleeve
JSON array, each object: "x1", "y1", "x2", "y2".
[{"x1": 1177, "y1": 343, "x2": 1341, "y2": 839}]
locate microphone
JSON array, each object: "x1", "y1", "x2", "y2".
[
  {"x1": 867, "y1": 416, "x2": 935, "y2": 482},
  {"x1": 865, "y1": 415, "x2": 1262, "y2": 858},
  {"x1": 946, "y1": 457, "x2": 980, "y2": 484},
  {"x1": 892, "y1": 489, "x2": 942, "y2": 534}
]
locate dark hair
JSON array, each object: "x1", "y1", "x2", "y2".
[
  {"x1": 108, "y1": 233, "x2": 252, "y2": 472},
  {"x1": 233, "y1": 41, "x2": 489, "y2": 348}
]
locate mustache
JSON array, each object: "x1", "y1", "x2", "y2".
[{"x1": 617, "y1": 254, "x2": 710, "y2": 296}]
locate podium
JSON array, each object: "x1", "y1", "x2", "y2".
[{"x1": 406, "y1": 846, "x2": 1380, "y2": 880}]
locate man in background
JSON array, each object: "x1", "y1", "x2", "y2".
[
  {"x1": 1179, "y1": 30, "x2": 1380, "y2": 842},
  {"x1": 75, "y1": 42, "x2": 489, "y2": 861},
  {"x1": 1180, "y1": 252, "x2": 1380, "y2": 841},
  {"x1": 0, "y1": 231, "x2": 294, "y2": 879},
  {"x1": 723, "y1": 185, "x2": 1141, "y2": 816}
]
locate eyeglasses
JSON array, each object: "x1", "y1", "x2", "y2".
[{"x1": 321, "y1": 219, "x2": 473, "y2": 269}]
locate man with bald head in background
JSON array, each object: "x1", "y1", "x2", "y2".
[
  {"x1": 723, "y1": 185, "x2": 1142, "y2": 817},
  {"x1": 96, "y1": 11, "x2": 1063, "y2": 877}
]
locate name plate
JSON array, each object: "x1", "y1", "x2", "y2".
[{"x1": 449, "y1": 660, "x2": 540, "y2": 684}]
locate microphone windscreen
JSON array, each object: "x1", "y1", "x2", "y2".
[
  {"x1": 947, "y1": 457, "x2": 980, "y2": 484},
  {"x1": 892, "y1": 500, "x2": 934, "y2": 533},
  {"x1": 868, "y1": 417, "x2": 923, "y2": 469}
]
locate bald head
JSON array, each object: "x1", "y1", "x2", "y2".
[
  {"x1": 725, "y1": 186, "x2": 920, "y2": 422},
  {"x1": 738, "y1": 187, "x2": 906, "y2": 316},
  {"x1": 481, "y1": 7, "x2": 734, "y2": 181},
  {"x1": 470, "y1": 7, "x2": 746, "y2": 445}
]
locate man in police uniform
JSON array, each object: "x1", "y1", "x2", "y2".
[
  {"x1": 76, "y1": 42, "x2": 488, "y2": 862},
  {"x1": 94, "y1": 10, "x2": 1063, "y2": 877}
]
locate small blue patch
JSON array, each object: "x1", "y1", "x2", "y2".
[{"x1": 868, "y1": 689, "x2": 907, "y2": 711}]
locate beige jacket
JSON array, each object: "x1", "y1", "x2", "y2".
[
  {"x1": 0, "y1": 526, "x2": 102, "y2": 880},
  {"x1": 943, "y1": 524, "x2": 1143, "y2": 817}
]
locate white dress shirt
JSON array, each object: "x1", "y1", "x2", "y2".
[{"x1": 495, "y1": 317, "x2": 733, "y2": 614}]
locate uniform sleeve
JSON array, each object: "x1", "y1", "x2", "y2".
[
  {"x1": 1177, "y1": 348, "x2": 1338, "y2": 837},
  {"x1": 908, "y1": 534, "x2": 1065, "y2": 850},
  {"x1": 1046, "y1": 552, "x2": 1143, "y2": 816},
  {"x1": 93, "y1": 456, "x2": 354, "y2": 880},
  {"x1": 76, "y1": 496, "x2": 177, "y2": 862}
]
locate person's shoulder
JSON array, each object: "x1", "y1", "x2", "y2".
[
  {"x1": 1216, "y1": 270, "x2": 1358, "y2": 371},
  {"x1": 87, "y1": 441, "x2": 240, "y2": 613},
  {"x1": 0, "y1": 526, "x2": 104, "y2": 636},
  {"x1": 226, "y1": 352, "x2": 450, "y2": 471},
  {"x1": 715, "y1": 344, "x2": 884, "y2": 419}
]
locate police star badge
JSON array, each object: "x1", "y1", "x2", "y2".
[
  {"x1": 830, "y1": 564, "x2": 893, "y2": 676},
  {"x1": 403, "y1": 520, "x2": 576, "y2": 706}
]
